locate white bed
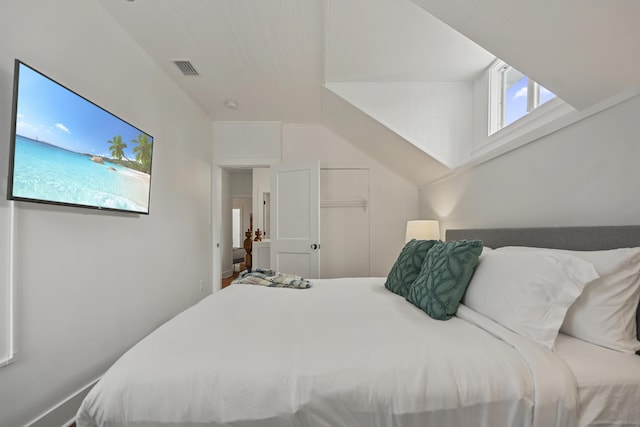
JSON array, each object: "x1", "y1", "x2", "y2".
[
  {"x1": 77, "y1": 278, "x2": 577, "y2": 427},
  {"x1": 76, "y1": 226, "x2": 640, "y2": 427},
  {"x1": 555, "y1": 334, "x2": 640, "y2": 426}
]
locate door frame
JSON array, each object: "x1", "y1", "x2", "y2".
[{"x1": 212, "y1": 159, "x2": 278, "y2": 292}]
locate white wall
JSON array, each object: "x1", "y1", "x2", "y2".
[
  {"x1": 229, "y1": 172, "x2": 252, "y2": 197},
  {"x1": 212, "y1": 122, "x2": 282, "y2": 165},
  {"x1": 0, "y1": 1, "x2": 213, "y2": 426},
  {"x1": 283, "y1": 124, "x2": 418, "y2": 276},
  {"x1": 320, "y1": 168, "x2": 371, "y2": 278},
  {"x1": 419, "y1": 94, "x2": 640, "y2": 232},
  {"x1": 326, "y1": 82, "x2": 473, "y2": 167}
]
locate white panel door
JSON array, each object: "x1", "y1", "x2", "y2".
[{"x1": 270, "y1": 160, "x2": 320, "y2": 279}]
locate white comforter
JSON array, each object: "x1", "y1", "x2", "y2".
[{"x1": 76, "y1": 278, "x2": 578, "y2": 427}]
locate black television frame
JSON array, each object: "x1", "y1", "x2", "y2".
[{"x1": 7, "y1": 59, "x2": 154, "y2": 215}]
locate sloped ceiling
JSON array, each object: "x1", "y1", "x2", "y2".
[
  {"x1": 410, "y1": 0, "x2": 640, "y2": 110},
  {"x1": 97, "y1": 0, "x2": 640, "y2": 185},
  {"x1": 322, "y1": 87, "x2": 450, "y2": 185},
  {"x1": 325, "y1": 0, "x2": 494, "y2": 82},
  {"x1": 97, "y1": 0, "x2": 325, "y2": 122},
  {"x1": 96, "y1": 0, "x2": 493, "y2": 183},
  {"x1": 323, "y1": 0, "x2": 494, "y2": 169},
  {"x1": 97, "y1": 0, "x2": 492, "y2": 123}
]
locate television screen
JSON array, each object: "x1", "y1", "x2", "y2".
[{"x1": 7, "y1": 60, "x2": 153, "y2": 214}]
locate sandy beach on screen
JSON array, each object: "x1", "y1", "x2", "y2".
[{"x1": 117, "y1": 166, "x2": 150, "y2": 185}]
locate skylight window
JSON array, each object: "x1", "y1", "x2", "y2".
[{"x1": 489, "y1": 61, "x2": 557, "y2": 135}]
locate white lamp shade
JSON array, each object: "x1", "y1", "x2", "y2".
[{"x1": 405, "y1": 220, "x2": 440, "y2": 242}]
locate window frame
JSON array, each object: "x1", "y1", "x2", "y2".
[
  {"x1": 470, "y1": 59, "x2": 574, "y2": 162},
  {"x1": 488, "y1": 60, "x2": 558, "y2": 135}
]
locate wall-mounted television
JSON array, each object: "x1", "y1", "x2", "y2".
[{"x1": 7, "y1": 59, "x2": 153, "y2": 214}]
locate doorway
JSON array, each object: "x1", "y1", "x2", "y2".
[
  {"x1": 212, "y1": 164, "x2": 371, "y2": 290},
  {"x1": 224, "y1": 168, "x2": 252, "y2": 279},
  {"x1": 213, "y1": 164, "x2": 270, "y2": 290}
]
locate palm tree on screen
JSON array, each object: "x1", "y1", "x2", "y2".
[
  {"x1": 108, "y1": 135, "x2": 130, "y2": 161},
  {"x1": 132, "y1": 133, "x2": 153, "y2": 173}
]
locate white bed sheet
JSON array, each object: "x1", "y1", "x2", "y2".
[
  {"x1": 554, "y1": 334, "x2": 640, "y2": 427},
  {"x1": 77, "y1": 277, "x2": 578, "y2": 427}
]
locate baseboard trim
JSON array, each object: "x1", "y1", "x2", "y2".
[
  {"x1": 222, "y1": 268, "x2": 234, "y2": 278},
  {"x1": 25, "y1": 376, "x2": 101, "y2": 427}
]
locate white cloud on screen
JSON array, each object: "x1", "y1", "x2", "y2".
[
  {"x1": 17, "y1": 121, "x2": 34, "y2": 132},
  {"x1": 55, "y1": 123, "x2": 70, "y2": 133}
]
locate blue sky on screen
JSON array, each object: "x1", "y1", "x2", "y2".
[{"x1": 15, "y1": 63, "x2": 151, "y2": 158}]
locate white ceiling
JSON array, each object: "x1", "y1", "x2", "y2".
[
  {"x1": 325, "y1": 0, "x2": 494, "y2": 83},
  {"x1": 97, "y1": 0, "x2": 325, "y2": 122},
  {"x1": 322, "y1": 87, "x2": 450, "y2": 185},
  {"x1": 411, "y1": 0, "x2": 640, "y2": 110},
  {"x1": 96, "y1": 0, "x2": 493, "y2": 122},
  {"x1": 96, "y1": 0, "x2": 640, "y2": 184}
]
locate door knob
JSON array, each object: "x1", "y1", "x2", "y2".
[{"x1": 310, "y1": 243, "x2": 320, "y2": 250}]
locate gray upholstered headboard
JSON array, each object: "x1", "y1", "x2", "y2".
[{"x1": 445, "y1": 226, "x2": 640, "y2": 342}]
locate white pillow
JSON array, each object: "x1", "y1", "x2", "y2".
[
  {"x1": 464, "y1": 249, "x2": 599, "y2": 350},
  {"x1": 498, "y1": 246, "x2": 640, "y2": 353}
]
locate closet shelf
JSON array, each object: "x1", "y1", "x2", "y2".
[{"x1": 320, "y1": 199, "x2": 368, "y2": 208}]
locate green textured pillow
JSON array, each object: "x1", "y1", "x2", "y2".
[
  {"x1": 385, "y1": 239, "x2": 439, "y2": 297},
  {"x1": 406, "y1": 240, "x2": 483, "y2": 320}
]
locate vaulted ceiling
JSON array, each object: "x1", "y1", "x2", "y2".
[
  {"x1": 97, "y1": 0, "x2": 640, "y2": 184},
  {"x1": 411, "y1": 0, "x2": 640, "y2": 110},
  {"x1": 97, "y1": 0, "x2": 495, "y2": 123},
  {"x1": 97, "y1": 0, "x2": 325, "y2": 122}
]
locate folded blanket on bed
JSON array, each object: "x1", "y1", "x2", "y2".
[{"x1": 233, "y1": 269, "x2": 312, "y2": 289}]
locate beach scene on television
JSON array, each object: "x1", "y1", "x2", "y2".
[{"x1": 11, "y1": 63, "x2": 153, "y2": 214}]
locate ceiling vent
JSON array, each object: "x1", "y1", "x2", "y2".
[{"x1": 173, "y1": 60, "x2": 199, "y2": 76}]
